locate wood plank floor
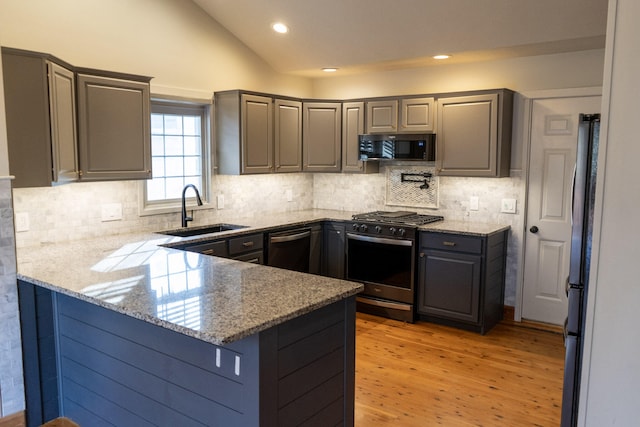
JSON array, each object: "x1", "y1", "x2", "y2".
[{"x1": 354, "y1": 313, "x2": 565, "y2": 427}]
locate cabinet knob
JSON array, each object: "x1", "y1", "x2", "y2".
[
  {"x1": 419, "y1": 252, "x2": 425, "y2": 258},
  {"x1": 529, "y1": 226, "x2": 539, "y2": 234}
]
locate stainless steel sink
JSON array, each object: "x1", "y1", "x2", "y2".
[{"x1": 159, "y1": 223, "x2": 248, "y2": 237}]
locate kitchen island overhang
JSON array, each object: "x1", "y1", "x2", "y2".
[{"x1": 16, "y1": 233, "x2": 363, "y2": 427}]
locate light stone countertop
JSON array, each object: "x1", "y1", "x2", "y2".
[{"x1": 16, "y1": 209, "x2": 508, "y2": 345}]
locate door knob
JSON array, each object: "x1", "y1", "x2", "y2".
[{"x1": 529, "y1": 226, "x2": 539, "y2": 233}]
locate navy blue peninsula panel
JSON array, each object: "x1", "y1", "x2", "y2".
[{"x1": 18, "y1": 280, "x2": 356, "y2": 427}]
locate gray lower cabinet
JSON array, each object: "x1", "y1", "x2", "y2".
[
  {"x1": 303, "y1": 102, "x2": 342, "y2": 172},
  {"x1": 322, "y1": 222, "x2": 346, "y2": 279},
  {"x1": 417, "y1": 230, "x2": 508, "y2": 334},
  {"x1": 436, "y1": 89, "x2": 513, "y2": 177},
  {"x1": 2, "y1": 47, "x2": 78, "y2": 188},
  {"x1": 76, "y1": 71, "x2": 152, "y2": 181}
]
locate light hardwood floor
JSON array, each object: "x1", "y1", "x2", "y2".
[{"x1": 354, "y1": 313, "x2": 565, "y2": 426}]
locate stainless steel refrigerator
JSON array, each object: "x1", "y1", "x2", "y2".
[{"x1": 561, "y1": 113, "x2": 600, "y2": 426}]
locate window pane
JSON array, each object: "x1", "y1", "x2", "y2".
[
  {"x1": 152, "y1": 157, "x2": 165, "y2": 177},
  {"x1": 165, "y1": 136, "x2": 183, "y2": 156},
  {"x1": 184, "y1": 157, "x2": 201, "y2": 176},
  {"x1": 165, "y1": 157, "x2": 184, "y2": 177},
  {"x1": 183, "y1": 116, "x2": 200, "y2": 136},
  {"x1": 146, "y1": 178, "x2": 166, "y2": 201},
  {"x1": 151, "y1": 114, "x2": 164, "y2": 134},
  {"x1": 164, "y1": 115, "x2": 182, "y2": 135},
  {"x1": 152, "y1": 135, "x2": 165, "y2": 156},
  {"x1": 165, "y1": 177, "x2": 185, "y2": 199},
  {"x1": 184, "y1": 175, "x2": 201, "y2": 188},
  {"x1": 183, "y1": 137, "x2": 201, "y2": 155}
]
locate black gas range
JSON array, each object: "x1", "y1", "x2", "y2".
[{"x1": 346, "y1": 211, "x2": 444, "y2": 322}]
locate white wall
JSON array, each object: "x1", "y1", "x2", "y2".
[
  {"x1": 0, "y1": 0, "x2": 312, "y2": 98},
  {"x1": 580, "y1": 0, "x2": 640, "y2": 424}
]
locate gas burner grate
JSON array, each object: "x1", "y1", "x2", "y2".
[{"x1": 352, "y1": 211, "x2": 444, "y2": 226}]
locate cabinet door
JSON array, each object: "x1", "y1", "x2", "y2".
[
  {"x1": 341, "y1": 102, "x2": 366, "y2": 173},
  {"x1": 48, "y1": 62, "x2": 78, "y2": 184},
  {"x1": 322, "y1": 223, "x2": 345, "y2": 279},
  {"x1": 418, "y1": 249, "x2": 481, "y2": 323},
  {"x1": 309, "y1": 224, "x2": 323, "y2": 275},
  {"x1": 303, "y1": 102, "x2": 342, "y2": 172},
  {"x1": 436, "y1": 91, "x2": 512, "y2": 177},
  {"x1": 241, "y1": 94, "x2": 273, "y2": 174},
  {"x1": 77, "y1": 74, "x2": 151, "y2": 181},
  {"x1": 366, "y1": 100, "x2": 398, "y2": 133},
  {"x1": 400, "y1": 97, "x2": 435, "y2": 133},
  {"x1": 274, "y1": 99, "x2": 302, "y2": 172}
]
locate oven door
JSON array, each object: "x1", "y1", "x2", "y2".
[{"x1": 346, "y1": 233, "x2": 415, "y2": 304}]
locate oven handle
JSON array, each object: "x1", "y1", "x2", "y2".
[
  {"x1": 356, "y1": 296, "x2": 412, "y2": 311},
  {"x1": 346, "y1": 233, "x2": 413, "y2": 247}
]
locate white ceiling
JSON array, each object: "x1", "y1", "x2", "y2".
[{"x1": 192, "y1": 0, "x2": 608, "y2": 77}]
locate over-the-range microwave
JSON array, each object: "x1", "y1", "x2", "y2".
[{"x1": 358, "y1": 133, "x2": 436, "y2": 161}]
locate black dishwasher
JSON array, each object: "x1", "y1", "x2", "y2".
[{"x1": 266, "y1": 228, "x2": 311, "y2": 273}]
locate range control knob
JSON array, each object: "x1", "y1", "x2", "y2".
[
  {"x1": 389, "y1": 227, "x2": 397, "y2": 235},
  {"x1": 375, "y1": 225, "x2": 382, "y2": 233},
  {"x1": 398, "y1": 228, "x2": 406, "y2": 237},
  {"x1": 352, "y1": 223, "x2": 359, "y2": 231},
  {"x1": 359, "y1": 224, "x2": 368, "y2": 232}
]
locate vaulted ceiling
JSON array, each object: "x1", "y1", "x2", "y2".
[{"x1": 192, "y1": 0, "x2": 608, "y2": 77}]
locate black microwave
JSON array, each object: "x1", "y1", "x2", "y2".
[{"x1": 358, "y1": 133, "x2": 436, "y2": 161}]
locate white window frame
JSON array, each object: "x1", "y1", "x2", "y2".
[{"x1": 139, "y1": 97, "x2": 213, "y2": 216}]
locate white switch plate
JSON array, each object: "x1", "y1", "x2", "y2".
[
  {"x1": 285, "y1": 189, "x2": 293, "y2": 202},
  {"x1": 101, "y1": 203, "x2": 122, "y2": 222},
  {"x1": 501, "y1": 198, "x2": 517, "y2": 214},
  {"x1": 15, "y1": 212, "x2": 30, "y2": 232},
  {"x1": 469, "y1": 196, "x2": 479, "y2": 211},
  {"x1": 217, "y1": 194, "x2": 225, "y2": 209}
]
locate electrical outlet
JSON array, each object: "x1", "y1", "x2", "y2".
[
  {"x1": 469, "y1": 196, "x2": 479, "y2": 211},
  {"x1": 217, "y1": 194, "x2": 225, "y2": 209},
  {"x1": 285, "y1": 189, "x2": 293, "y2": 202},
  {"x1": 15, "y1": 212, "x2": 30, "y2": 232},
  {"x1": 501, "y1": 198, "x2": 517, "y2": 214},
  {"x1": 101, "y1": 203, "x2": 123, "y2": 222}
]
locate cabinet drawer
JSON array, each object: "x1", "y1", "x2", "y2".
[
  {"x1": 229, "y1": 233, "x2": 263, "y2": 255},
  {"x1": 421, "y1": 233, "x2": 482, "y2": 254},
  {"x1": 183, "y1": 240, "x2": 228, "y2": 257}
]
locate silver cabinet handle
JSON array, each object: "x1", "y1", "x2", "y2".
[
  {"x1": 443, "y1": 241, "x2": 456, "y2": 247},
  {"x1": 242, "y1": 241, "x2": 255, "y2": 248}
]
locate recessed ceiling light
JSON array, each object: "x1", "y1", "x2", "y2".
[
  {"x1": 433, "y1": 54, "x2": 450, "y2": 60},
  {"x1": 272, "y1": 22, "x2": 289, "y2": 34},
  {"x1": 322, "y1": 68, "x2": 338, "y2": 73}
]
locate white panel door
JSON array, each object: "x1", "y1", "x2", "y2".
[{"x1": 522, "y1": 96, "x2": 601, "y2": 324}]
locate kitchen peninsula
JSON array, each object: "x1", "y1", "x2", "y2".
[
  {"x1": 16, "y1": 209, "x2": 509, "y2": 426},
  {"x1": 16, "y1": 211, "x2": 364, "y2": 427}
]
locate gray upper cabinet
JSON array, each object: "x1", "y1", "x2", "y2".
[
  {"x1": 216, "y1": 91, "x2": 302, "y2": 174},
  {"x1": 436, "y1": 89, "x2": 513, "y2": 177},
  {"x1": 274, "y1": 98, "x2": 302, "y2": 173},
  {"x1": 76, "y1": 71, "x2": 152, "y2": 181},
  {"x1": 365, "y1": 99, "x2": 398, "y2": 133},
  {"x1": 365, "y1": 97, "x2": 435, "y2": 134},
  {"x1": 342, "y1": 102, "x2": 378, "y2": 174},
  {"x1": 303, "y1": 102, "x2": 342, "y2": 173},
  {"x1": 2, "y1": 47, "x2": 78, "y2": 188},
  {"x1": 400, "y1": 97, "x2": 435, "y2": 133}
]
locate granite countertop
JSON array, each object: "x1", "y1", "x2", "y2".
[{"x1": 16, "y1": 209, "x2": 509, "y2": 346}]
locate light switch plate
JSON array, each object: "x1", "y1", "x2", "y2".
[
  {"x1": 469, "y1": 196, "x2": 479, "y2": 211},
  {"x1": 217, "y1": 194, "x2": 225, "y2": 209},
  {"x1": 501, "y1": 198, "x2": 517, "y2": 214},
  {"x1": 285, "y1": 189, "x2": 293, "y2": 202},
  {"x1": 101, "y1": 203, "x2": 123, "y2": 222},
  {"x1": 15, "y1": 212, "x2": 30, "y2": 232}
]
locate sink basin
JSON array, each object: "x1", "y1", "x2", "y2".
[{"x1": 159, "y1": 223, "x2": 248, "y2": 237}]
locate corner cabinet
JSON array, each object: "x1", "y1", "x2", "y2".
[
  {"x1": 365, "y1": 97, "x2": 435, "y2": 134},
  {"x1": 2, "y1": 47, "x2": 78, "y2": 188},
  {"x1": 417, "y1": 230, "x2": 508, "y2": 334},
  {"x1": 76, "y1": 71, "x2": 152, "y2": 181},
  {"x1": 216, "y1": 91, "x2": 302, "y2": 174},
  {"x1": 436, "y1": 89, "x2": 513, "y2": 177},
  {"x1": 302, "y1": 102, "x2": 342, "y2": 172}
]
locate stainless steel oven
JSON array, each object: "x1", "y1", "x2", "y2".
[{"x1": 346, "y1": 211, "x2": 443, "y2": 322}]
